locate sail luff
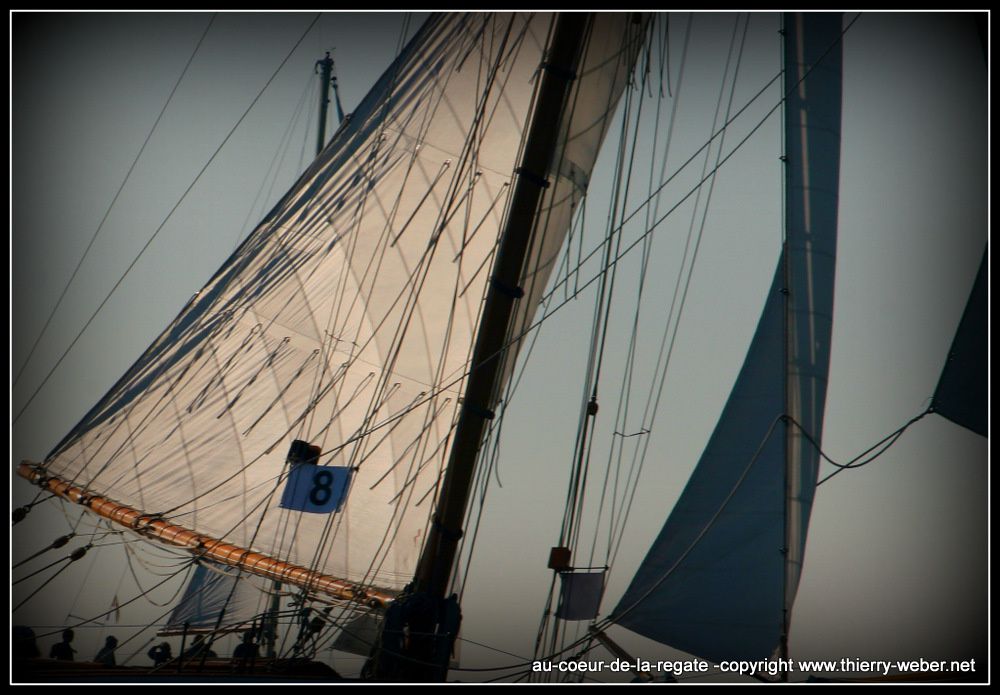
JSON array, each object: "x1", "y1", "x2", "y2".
[{"x1": 17, "y1": 462, "x2": 396, "y2": 609}]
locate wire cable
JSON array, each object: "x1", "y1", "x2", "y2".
[
  {"x1": 13, "y1": 13, "x2": 323, "y2": 426},
  {"x1": 807, "y1": 409, "x2": 931, "y2": 485},
  {"x1": 13, "y1": 14, "x2": 218, "y2": 390}
]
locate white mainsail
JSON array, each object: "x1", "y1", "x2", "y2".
[{"x1": 35, "y1": 13, "x2": 644, "y2": 598}]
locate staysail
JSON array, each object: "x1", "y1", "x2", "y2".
[
  {"x1": 612, "y1": 13, "x2": 843, "y2": 664},
  {"x1": 161, "y1": 561, "x2": 269, "y2": 635},
  {"x1": 24, "y1": 13, "x2": 645, "y2": 607}
]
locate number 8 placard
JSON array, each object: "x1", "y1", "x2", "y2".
[{"x1": 279, "y1": 465, "x2": 352, "y2": 513}]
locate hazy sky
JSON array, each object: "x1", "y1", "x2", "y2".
[{"x1": 12, "y1": 11, "x2": 986, "y2": 681}]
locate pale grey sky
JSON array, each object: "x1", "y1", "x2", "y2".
[{"x1": 12, "y1": 12, "x2": 986, "y2": 680}]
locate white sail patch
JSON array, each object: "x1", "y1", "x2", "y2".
[{"x1": 41, "y1": 13, "x2": 645, "y2": 596}]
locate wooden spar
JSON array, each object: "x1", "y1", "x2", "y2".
[
  {"x1": 16, "y1": 461, "x2": 395, "y2": 610},
  {"x1": 413, "y1": 12, "x2": 591, "y2": 600}
]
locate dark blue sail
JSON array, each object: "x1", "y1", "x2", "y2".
[
  {"x1": 932, "y1": 250, "x2": 987, "y2": 437},
  {"x1": 612, "y1": 13, "x2": 843, "y2": 663}
]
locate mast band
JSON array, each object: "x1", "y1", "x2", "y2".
[
  {"x1": 464, "y1": 402, "x2": 495, "y2": 420},
  {"x1": 490, "y1": 275, "x2": 525, "y2": 299},
  {"x1": 514, "y1": 167, "x2": 550, "y2": 189},
  {"x1": 540, "y1": 62, "x2": 577, "y2": 82},
  {"x1": 432, "y1": 516, "x2": 463, "y2": 542}
]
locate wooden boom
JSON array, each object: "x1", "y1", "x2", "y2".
[{"x1": 17, "y1": 461, "x2": 395, "y2": 610}]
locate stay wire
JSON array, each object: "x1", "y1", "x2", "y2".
[
  {"x1": 11, "y1": 532, "x2": 76, "y2": 570},
  {"x1": 13, "y1": 13, "x2": 218, "y2": 390},
  {"x1": 236, "y1": 66, "x2": 316, "y2": 251},
  {"x1": 591, "y1": 11, "x2": 693, "y2": 570},
  {"x1": 542, "y1": 12, "x2": 862, "y2": 308},
  {"x1": 561, "y1": 71, "x2": 637, "y2": 551},
  {"x1": 556, "y1": 14, "x2": 634, "y2": 554},
  {"x1": 546, "y1": 17, "x2": 651, "y2": 668},
  {"x1": 13, "y1": 543, "x2": 94, "y2": 610},
  {"x1": 13, "y1": 13, "x2": 323, "y2": 426},
  {"x1": 608, "y1": 12, "x2": 751, "y2": 570}
]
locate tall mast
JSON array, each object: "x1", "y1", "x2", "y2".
[
  {"x1": 414, "y1": 12, "x2": 590, "y2": 601},
  {"x1": 780, "y1": 14, "x2": 791, "y2": 678},
  {"x1": 315, "y1": 50, "x2": 345, "y2": 152},
  {"x1": 780, "y1": 12, "x2": 843, "y2": 679},
  {"x1": 367, "y1": 12, "x2": 593, "y2": 682}
]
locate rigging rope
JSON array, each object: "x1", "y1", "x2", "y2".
[
  {"x1": 305, "y1": 14, "x2": 526, "y2": 606},
  {"x1": 607, "y1": 12, "x2": 752, "y2": 572},
  {"x1": 587, "y1": 405, "x2": 933, "y2": 639},
  {"x1": 807, "y1": 409, "x2": 932, "y2": 485},
  {"x1": 13, "y1": 13, "x2": 323, "y2": 426},
  {"x1": 13, "y1": 544, "x2": 93, "y2": 610},
  {"x1": 594, "y1": 11, "x2": 693, "y2": 573},
  {"x1": 11, "y1": 533, "x2": 74, "y2": 570},
  {"x1": 536, "y1": 16, "x2": 653, "y2": 678},
  {"x1": 542, "y1": 13, "x2": 861, "y2": 309},
  {"x1": 13, "y1": 14, "x2": 218, "y2": 391},
  {"x1": 591, "y1": 83, "x2": 666, "y2": 569},
  {"x1": 236, "y1": 66, "x2": 317, "y2": 250}
]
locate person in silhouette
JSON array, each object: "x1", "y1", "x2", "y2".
[
  {"x1": 49, "y1": 629, "x2": 76, "y2": 661},
  {"x1": 182, "y1": 634, "x2": 217, "y2": 660},
  {"x1": 148, "y1": 641, "x2": 172, "y2": 666},
  {"x1": 13, "y1": 625, "x2": 40, "y2": 659},
  {"x1": 94, "y1": 635, "x2": 118, "y2": 666},
  {"x1": 231, "y1": 629, "x2": 260, "y2": 673},
  {"x1": 233, "y1": 630, "x2": 259, "y2": 661}
]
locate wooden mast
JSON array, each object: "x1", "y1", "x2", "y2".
[
  {"x1": 315, "y1": 51, "x2": 335, "y2": 154},
  {"x1": 779, "y1": 12, "x2": 792, "y2": 679},
  {"x1": 367, "y1": 15, "x2": 598, "y2": 680},
  {"x1": 413, "y1": 11, "x2": 591, "y2": 602}
]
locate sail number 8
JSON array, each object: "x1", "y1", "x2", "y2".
[{"x1": 280, "y1": 464, "x2": 352, "y2": 514}]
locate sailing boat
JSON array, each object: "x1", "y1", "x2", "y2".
[{"x1": 13, "y1": 11, "x2": 986, "y2": 683}]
